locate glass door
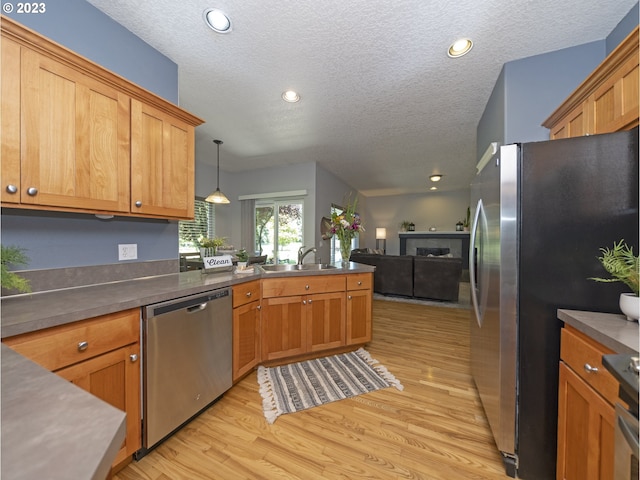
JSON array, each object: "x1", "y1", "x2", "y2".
[{"x1": 255, "y1": 200, "x2": 304, "y2": 264}]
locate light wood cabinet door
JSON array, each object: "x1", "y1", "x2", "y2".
[
  {"x1": 307, "y1": 291, "x2": 346, "y2": 352},
  {"x1": 1, "y1": 37, "x2": 21, "y2": 204},
  {"x1": 131, "y1": 99, "x2": 194, "y2": 219},
  {"x1": 56, "y1": 343, "x2": 141, "y2": 467},
  {"x1": 261, "y1": 295, "x2": 306, "y2": 361},
  {"x1": 346, "y1": 288, "x2": 372, "y2": 345},
  {"x1": 556, "y1": 361, "x2": 615, "y2": 480},
  {"x1": 233, "y1": 300, "x2": 261, "y2": 382},
  {"x1": 20, "y1": 47, "x2": 130, "y2": 212}
]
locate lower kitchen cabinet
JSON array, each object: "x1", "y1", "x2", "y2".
[
  {"x1": 3, "y1": 308, "x2": 141, "y2": 471},
  {"x1": 556, "y1": 326, "x2": 617, "y2": 480},
  {"x1": 346, "y1": 273, "x2": 373, "y2": 345},
  {"x1": 56, "y1": 343, "x2": 141, "y2": 468},
  {"x1": 232, "y1": 280, "x2": 261, "y2": 382},
  {"x1": 260, "y1": 274, "x2": 372, "y2": 363}
]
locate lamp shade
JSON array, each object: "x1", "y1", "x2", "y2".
[{"x1": 376, "y1": 228, "x2": 387, "y2": 240}]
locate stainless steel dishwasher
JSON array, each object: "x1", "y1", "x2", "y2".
[{"x1": 140, "y1": 287, "x2": 232, "y2": 454}]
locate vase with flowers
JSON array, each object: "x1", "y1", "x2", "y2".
[{"x1": 329, "y1": 194, "x2": 365, "y2": 265}]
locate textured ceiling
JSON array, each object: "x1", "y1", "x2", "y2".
[{"x1": 87, "y1": 0, "x2": 636, "y2": 196}]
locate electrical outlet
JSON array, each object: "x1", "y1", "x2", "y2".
[{"x1": 118, "y1": 244, "x2": 138, "y2": 261}]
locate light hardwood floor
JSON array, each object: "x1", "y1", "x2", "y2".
[{"x1": 114, "y1": 299, "x2": 512, "y2": 480}]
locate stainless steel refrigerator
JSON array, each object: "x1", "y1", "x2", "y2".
[{"x1": 469, "y1": 128, "x2": 638, "y2": 479}]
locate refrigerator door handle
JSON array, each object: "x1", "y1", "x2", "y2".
[{"x1": 469, "y1": 198, "x2": 484, "y2": 327}]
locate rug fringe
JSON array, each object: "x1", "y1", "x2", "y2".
[
  {"x1": 355, "y1": 348, "x2": 404, "y2": 391},
  {"x1": 257, "y1": 366, "x2": 279, "y2": 424}
]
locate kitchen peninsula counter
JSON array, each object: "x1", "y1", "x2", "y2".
[
  {"x1": 558, "y1": 309, "x2": 639, "y2": 354},
  {"x1": 1, "y1": 262, "x2": 374, "y2": 338}
]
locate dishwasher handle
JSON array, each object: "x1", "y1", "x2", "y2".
[
  {"x1": 145, "y1": 288, "x2": 230, "y2": 318},
  {"x1": 187, "y1": 303, "x2": 207, "y2": 313}
]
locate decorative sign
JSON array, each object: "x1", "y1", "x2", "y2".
[{"x1": 202, "y1": 254, "x2": 233, "y2": 271}]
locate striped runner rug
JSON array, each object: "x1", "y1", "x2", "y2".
[{"x1": 257, "y1": 348, "x2": 403, "y2": 424}]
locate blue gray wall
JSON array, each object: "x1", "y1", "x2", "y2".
[
  {"x1": 1, "y1": 0, "x2": 181, "y2": 269},
  {"x1": 477, "y1": 2, "x2": 638, "y2": 161}
]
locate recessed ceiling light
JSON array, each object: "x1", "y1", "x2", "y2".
[
  {"x1": 203, "y1": 8, "x2": 232, "y2": 34},
  {"x1": 430, "y1": 186, "x2": 438, "y2": 191},
  {"x1": 282, "y1": 90, "x2": 300, "y2": 103},
  {"x1": 448, "y1": 38, "x2": 473, "y2": 58},
  {"x1": 429, "y1": 174, "x2": 443, "y2": 182}
]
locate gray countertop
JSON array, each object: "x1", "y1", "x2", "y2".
[
  {"x1": 0, "y1": 262, "x2": 374, "y2": 480},
  {"x1": 558, "y1": 309, "x2": 639, "y2": 354},
  {"x1": 1, "y1": 344, "x2": 126, "y2": 480},
  {"x1": 1, "y1": 262, "x2": 375, "y2": 338}
]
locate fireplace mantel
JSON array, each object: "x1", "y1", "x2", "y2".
[{"x1": 399, "y1": 231, "x2": 470, "y2": 269}]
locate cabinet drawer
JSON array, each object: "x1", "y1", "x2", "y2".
[
  {"x1": 347, "y1": 273, "x2": 372, "y2": 291},
  {"x1": 560, "y1": 326, "x2": 619, "y2": 405},
  {"x1": 262, "y1": 275, "x2": 346, "y2": 297},
  {"x1": 233, "y1": 280, "x2": 261, "y2": 308},
  {"x1": 3, "y1": 308, "x2": 139, "y2": 372}
]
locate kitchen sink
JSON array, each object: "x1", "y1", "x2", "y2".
[{"x1": 261, "y1": 263, "x2": 337, "y2": 273}]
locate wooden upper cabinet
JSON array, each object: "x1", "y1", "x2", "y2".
[
  {"x1": 131, "y1": 99, "x2": 194, "y2": 219},
  {"x1": 1, "y1": 37, "x2": 21, "y2": 203},
  {"x1": 544, "y1": 26, "x2": 639, "y2": 138},
  {"x1": 21, "y1": 48, "x2": 130, "y2": 212},
  {"x1": 1, "y1": 16, "x2": 204, "y2": 219}
]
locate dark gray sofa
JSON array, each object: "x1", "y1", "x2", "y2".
[{"x1": 349, "y1": 252, "x2": 462, "y2": 301}]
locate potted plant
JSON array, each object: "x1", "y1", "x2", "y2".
[
  {"x1": 590, "y1": 239, "x2": 639, "y2": 321},
  {"x1": 235, "y1": 248, "x2": 249, "y2": 269},
  {"x1": 399, "y1": 220, "x2": 412, "y2": 232},
  {"x1": 1, "y1": 245, "x2": 31, "y2": 293},
  {"x1": 198, "y1": 236, "x2": 226, "y2": 257}
]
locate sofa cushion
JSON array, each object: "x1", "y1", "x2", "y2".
[{"x1": 413, "y1": 256, "x2": 462, "y2": 301}]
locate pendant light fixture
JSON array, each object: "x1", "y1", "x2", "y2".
[{"x1": 205, "y1": 139, "x2": 230, "y2": 204}]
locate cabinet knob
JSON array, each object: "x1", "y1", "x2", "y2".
[
  {"x1": 302, "y1": 300, "x2": 307, "y2": 305},
  {"x1": 583, "y1": 363, "x2": 599, "y2": 373},
  {"x1": 305, "y1": 285, "x2": 310, "y2": 290},
  {"x1": 348, "y1": 295, "x2": 352, "y2": 300},
  {"x1": 308, "y1": 299, "x2": 312, "y2": 304},
  {"x1": 5, "y1": 184, "x2": 17, "y2": 194},
  {"x1": 130, "y1": 354, "x2": 138, "y2": 362},
  {"x1": 257, "y1": 305, "x2": 261, "y2": 311},
  {"x1": 135, "y1": 200, "x2": 142, "y2": 208},
  {"x1": 246, "y1": 292, "x2": 252, "y2": 297},
  {"x1": 357, "y1": 281, "x2": 362, "y2": 285},
  {"x1": 77, "y1": 341, "x2": 89, "y2": 352},
  {"x1": 27, "y1": 187, "x2": 38, "y2": 196}
]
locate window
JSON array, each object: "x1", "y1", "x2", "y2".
[
  {"x1": 255, "y1": 199, "x2": 304, "y2": 264},
  {"x1": 178, "y1": 198, "x2": 215, "y2": 252}
]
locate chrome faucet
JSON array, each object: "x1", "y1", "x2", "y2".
[{"x1": 297, "y1": 246, "x2": 316, "y2": 264}]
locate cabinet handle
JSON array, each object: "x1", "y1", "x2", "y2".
[
  {"x1": 583, "y1": 363, "x2": 599, "y2": 373},
  {"x1": 5, "y1": 184, "x2": 17, "y2": 194},
  {"x1": 77, "y1": 341, "x2": 89, "y2": 352},
  {"x1": 308, "y1": 299, "x2": 312, "y2": 304},
  {"x1": 257, "y1": 305, "x2": 261, "y2": 311},
  {"x1": 135, "y1": 200, "x2": 142, "y2": 207},
  {"x1": 246, "y1": 292, "x2": 252, "y2": 297},
  {"x1": 348, "y1": 295, "x2": 352, "y2": 300},
  {"x1": 305, "y1": 285, "x2": 310, "y2": 290},
  {"x1": 303, "y1": 300, "x2": 307, "y2": 305},
  {"x1": 357, "y1": 281, "x2": 362, "y2": 285},
  {"x1": 130, "y1": 354, "x2": 138, "y2": 362},
  {"x1": 27, "y1": 187, "x2": 38, "y2": 196}
]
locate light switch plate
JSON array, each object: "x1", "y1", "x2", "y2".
[{"x1": 118, "y1": 244, "x2": 138, "y2": 261}]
